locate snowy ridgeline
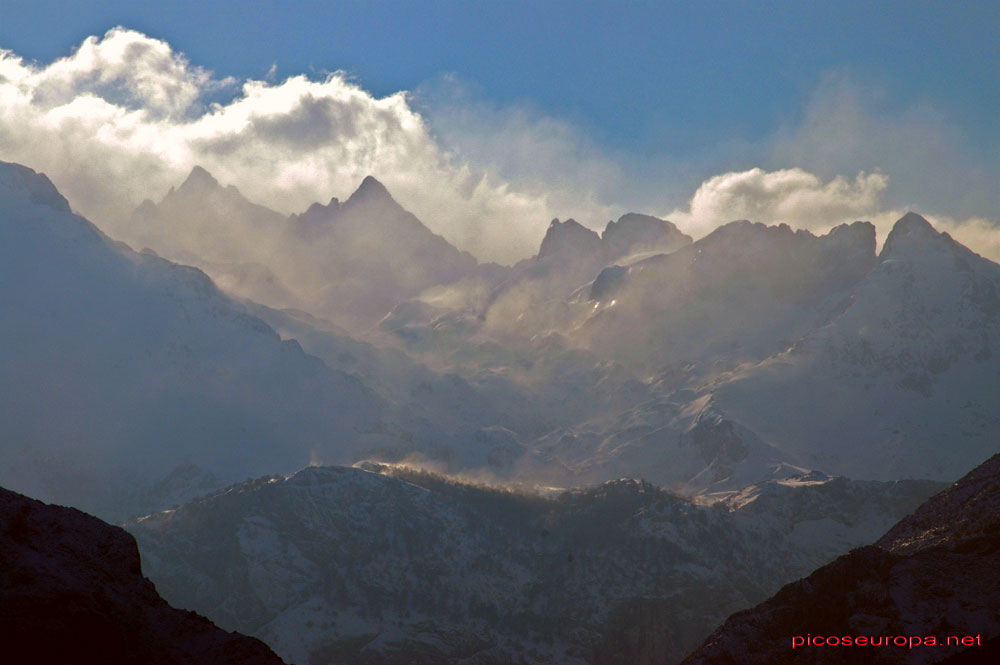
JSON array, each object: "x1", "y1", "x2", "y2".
[
  {"x1": 682, "y1": 453, "x2": 1000, "y2": 665},
  {"x1": 127, "y1": 463, "x2": 941, "y2": 665}
]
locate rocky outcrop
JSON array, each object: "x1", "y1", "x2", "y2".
[
  {"x1": 0, "y1": 486, "x2": 286, "y2": 665},
  {"x1": 680, "y1": 453, "x2": 1000, "y2": 665}
]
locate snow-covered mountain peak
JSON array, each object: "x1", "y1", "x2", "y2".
[
  {"x1": 880, "y1": 211, "x2": 951, "y2": 259},
  {"x1": 0, "y1": 161, "x2": 71, "y2": 213}
]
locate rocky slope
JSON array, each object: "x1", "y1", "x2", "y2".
[
  {"x1": 680, "y1": 453, "x2": 1000, "y2": 665},
  {"x1": 0, "y1": 161, "x2": 446, "y2": 520},
  {"x1": 0, "y1": 485, "x2": 286, "y2": 665},
  {"x1": 283, "y1": 209, "x2": 999, "y2": 491},
  {"x1": 494, "y1": 214, "x2": 997, "y2": 488},
  {"x1": 131, "y1": 167, "x2": 483, "y2": 332},
  {"x1": 127, "y1": 464, "x2": 939, "y2": 665},
  {"x1": 713, "y1": 213, "x2": 1000, "y2": 481},
  {"x1": 577, "y1": 219, "x2": 878, "y2": 370}
]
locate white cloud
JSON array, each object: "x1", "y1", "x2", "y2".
[
  {"x1": 768, "y1": 72, "x2": 998, "y2": 219},
  {"x1": 0, "y1": 31, "x2": 995, "y2": 266},
  {"x1": 661, "y1": 167, "x2": 1000, "y2": 264},
  {"x1": 665, "y1": 167, "x2": 889, "y2": 236},
  {"x1": 0, "y1": 27, "x2": 607, "y2": 264},
  {"x1": 23, "y1": 27, "x2": 217, "y2": 119}
]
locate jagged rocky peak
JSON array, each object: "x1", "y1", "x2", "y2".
[
  {"x1": 696, "y1": 218, "x2": 878, "y2": 270},
  {"x1": 178, "y1": 164, "x2": 222, "y2": 193},
  {"x1": 602, "y1": 212, "x2": 692, "y2": 258},
  {"x1": 822, "y1": 220, "x2": 877, "y2": 253},
  {"x1": 538, "y1": 217, "x2": 602, "y2": 259},
  {"x1": 880, "y1": 211, "x2": 950, "y2": 259},
  {"x1": 133, "y1": 197, "x2": 158, "y2": 219},
  {"x1": 311, "y1": 196, "x2": 340, "y2": 214},
  {"x1": 0, "y1": 160, "x2": 71, "y2": 213},
  {"x1": 707, "y1": 218, "x2": 799, "y2": 241},
  {"x1": 345, "y1": 174, "x2": 396, "y2": 207},
  {"x1": 814, "y1": 220, "x2": 879, "y2": 280},
  {"x1": 290, "y1": 196, "x2": 341, "y2": 229}
]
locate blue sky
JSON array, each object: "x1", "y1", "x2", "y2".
[
  {"x1": 0, "y1": 1, "x2": 997, "y2": 261},
  {"x1": 4, "y1": 1, "x2": 996, "y2": 154}
]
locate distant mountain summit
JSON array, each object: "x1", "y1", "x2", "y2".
[
  {"x1": 494, "y1": 212, "x2": 693, "y2": 314},
  {"x1": 131, "y1": 168, "x2": 480, "y2": 332},
  {"x1": 0, "y1": 160, "x2": 443, "y2": 519},
  {"x1": 0, "y1": 486, "x2": 286, "y2": 665},
  {"x1": 347, "y1": 173, "x2": 394, "y2": 204},
  {"x1": 713, "y1": 212, "x2": 1000, "y2": 481},
  {"x1": 538, "y1": 217, "x2": 603, "y2": 260},
  {"x1": 602, "y1": 212, "x2": 692, "y2": 259},
  {"x1": 178, "y1": 164, "x2": 222, "y2": 193},
  {"x1": 535, "y1": 213, "x2": 692, "y2": 267},
  {"x1": 288, "y1": 174, "x2": 480, "y2": 330},
  {"x1": 578, "y1": 219, "x2": 878, "y2": 368}
]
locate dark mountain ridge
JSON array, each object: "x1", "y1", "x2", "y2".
[
  {"x1": 680, "y1": 453, "x2": 1000, "y2": 665},
  {"x1": 0, "y1": 485, "x2": 286, "y2": 665}
]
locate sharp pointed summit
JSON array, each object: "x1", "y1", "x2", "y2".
[
  {"x1": 346, "y1": 175, "x2": 395, "y2": 207},
  {"x1": 537, "y1": 218, "x2": 602, "y2": 259},
  {"x1": 178, "y1": 165, "x2": 221, "y2": 193},
  {"x1": 881, "y1": 211, "x2": 952, "y2": 259},
  {"x1": 0, "y1": 161, "x2": 71, "y2": 213}
]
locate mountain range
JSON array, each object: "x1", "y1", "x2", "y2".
[
  {"x1": 1, "y1": 157, "x2": 997, "y2": 664},
  {"x1": 126, "y1": 463, "x2": 939, "y2": 665},
  {"x1": 130, "y1": 167, "x2": 482, "y2": 332},
  {"x1": 5, "y1": 160, "x2": 1000, "y2": 517},
  {"x1": 0, "y1": 161, "x2": 451, "y2": 520}
]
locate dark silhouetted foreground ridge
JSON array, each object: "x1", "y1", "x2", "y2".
[
  {"x1": 0, "y1": 486, "x2": 287, "y2": 665},
  {"x1": 680, "y1": 453, "x2": 1000, "y2": 665}
]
